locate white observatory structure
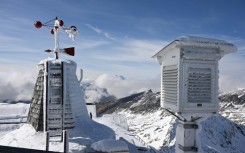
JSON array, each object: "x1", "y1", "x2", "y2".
[
  {"x1": 28, "y1": 17, "x2": 89, "y2": 152},
  {"x1": 152, "y1": 36, "x2": 237, "y2": 152}
]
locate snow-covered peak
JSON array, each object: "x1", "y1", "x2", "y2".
[
  {"x1": 220, "y1": 88, "x2": 245, "y2": 96},
  {"x1": 81, "y1": 80, "x2": 116, "y2": 103}
]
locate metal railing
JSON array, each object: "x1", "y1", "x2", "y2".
[
  {"x1": 102, "y1": 114, "x2": 158, "y2": 153},
  {"x1": 0, "y1": 145, "x2": 60, "y2": 153}
]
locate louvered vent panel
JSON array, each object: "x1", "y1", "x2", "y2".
[
  {"x1": 162, "y1": 65, "x2": 178, "y2": 104},
  {"x1": 187, "y1": 68, "x2": 211, "y2": 103}
]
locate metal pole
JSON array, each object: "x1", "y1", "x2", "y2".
[
  {"x1": 54, "y1": 18, "x2": 60, "y2": 59},
  {"x1": 46, "y1": 131, "x2": 49, "y2": 151},
  {"x1": 61, "y1": 61, "x2": 64, "y2": 142},
  {"x1": 45, "y1": 61, "x2": 49, "y2": 132},
  {"x1": 63, "y1": 130, "x2": 69, "y2": 153}
]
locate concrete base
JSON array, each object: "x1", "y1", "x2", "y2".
[{"x1": 175, "y1": 121, "x2": 198, "y2": 153}]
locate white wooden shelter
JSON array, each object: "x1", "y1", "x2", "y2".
[
  {"x1": 152, "y1": 36, "x2": 237, "y2": 113},
  {"x1": 28, "y1": 59, "x2": 89, "y2": 135}
]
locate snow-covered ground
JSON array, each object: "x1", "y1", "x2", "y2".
[
  {"x1": 94, "y1": 115, "x2": 145, "y2": 148},
  {"x1": 0, "y1": 102, "x2": 145, "y2": 152},
  {"x1": 117, "y1": 109, "x2": 176, "y2": 153},
  {"x1": 0, "y1": 102, "x2": 29, "y2": 137},
  {"x1": 0, "y1": 88, "x2": 244, "y2": 153},
  {"x1": 0, "y1": 115, "x2": 116, "y2": 152},
  {"x1": 198, "y1": 115, "x2": 245, "y2": 153},
  {"x1": 124, "y1": 110, "x2": 175, "y2": 149},
  {"x1": 2, "y1": 105, "x2": 243, "y2": 153},
  {"x1": 116, "y1": 109, "x2": 245, "y2": 153}
]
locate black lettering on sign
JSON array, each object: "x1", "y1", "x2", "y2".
[{"x1": 50, "y1": 73, "x2": 61, "y2": 78}]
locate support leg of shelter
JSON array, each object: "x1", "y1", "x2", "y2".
[{"x1": 175, "y1": 120, "x2": 198, "y2": 153}]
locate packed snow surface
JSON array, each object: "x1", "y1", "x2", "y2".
[
  {"x1": 0, "y1": 117, "x2": 116, "y2": 152},
  {"x1": 0, "y1": 103, "x2": 29, "y2": 137},
  {"x1": 91, "y1": 139, "x2": 129, "y2": 152},
  {"x1": 94, "y1": 115, "x2": 145, "y2": 148}
]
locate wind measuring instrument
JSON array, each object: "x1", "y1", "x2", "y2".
[{"x1": 34, "y1": 17, "x2": 78, "y2": 59}]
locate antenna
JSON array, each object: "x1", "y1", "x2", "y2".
[{"x1": 34, "y1": 17, "x2": 78, "y2": 59}]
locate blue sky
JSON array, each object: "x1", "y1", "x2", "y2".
[{"x1": 0, "y1": 0, "x2": 245, "y2": 99}]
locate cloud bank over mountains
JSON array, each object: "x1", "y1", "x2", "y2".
[
  {"x1": 0, "y1": 72, "x2": 35, "y2": 101},
  {"x1": 94, "y1": 74, "x2": 160, "y2": 98},
  {"x1": 1, "y1": 59, "x2": 245, "y2": 101}
]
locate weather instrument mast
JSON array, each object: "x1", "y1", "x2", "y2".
[
  {"x1": 34, "y1": 17, "x2": 78, "y2": 59},
  {"x1": 29, "y1": 17, "x2": 83, "y2": 152}
]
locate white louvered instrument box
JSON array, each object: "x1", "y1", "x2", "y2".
[{"x1": 153, "y1": 36, "x2": 237, "y2": 113}]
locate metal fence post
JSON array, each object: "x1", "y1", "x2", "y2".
[
  {"x1": 63, "y1": 130, "x2": 69, "y2": 153},
  {"x1": 46, "y1": 131, "x2": 49, "y2": 151}
]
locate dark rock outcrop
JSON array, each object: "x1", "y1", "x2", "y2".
[{"x1": 96, "y1": 90, "x2": 160, "y2": 114}]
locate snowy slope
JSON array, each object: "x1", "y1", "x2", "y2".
[
  {"x1": 0, "y1": 108, "x2": 115, "y2": 153},
  {"x1": 219, "y1": 88, "x2": 245, "y2": 125},
  {"x1": 198, "y1": 115, "x2": 245, "y2": 153},
  {"x1": 0, "y1": 119, "x2": 116, "y2": 152},
  {"x1": 94, "y1": 115, "x2": 146, "y2": 148},
  {"x1": 97, "y1": 89, "x2": 245, "y2": 153},
  {"x1": 0, "y1": 102, "x2": 29, "y2": 137}
]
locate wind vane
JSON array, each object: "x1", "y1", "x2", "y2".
[{"x1": 34, "y1": 17, "x2": 78, "y2": 59}]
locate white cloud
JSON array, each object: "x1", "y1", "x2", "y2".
[
  {"x1": 93, "y1": 38, "x2": 167, "y2": 62},
  {"x1": 0, "y1": 34, "x2": 35, "y2": 53},
  {"x1": 219, "y1": 53, "x2": 245, "y2": 92},
  {"x1": 94, "y1": 73, "x2": 160, "y2": 98},
  {"x1": 0, "y1": 72, "x2": 35, "y2": 101},
  {"x1": 85, "y1": 24, "x2": 116, "y2": 41},
  {"x1": 79, "y1": 39, "x2": 109, "y2": 49},
  {"x1": 86, "y1": 24, "x2": 102, "y2": 34},
  {"x1": 0, "y1": 70, "x2": 160, "y2": 101},
  {"x1": 219, "y1": 75, "x2": 245, "y2": 93}
]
